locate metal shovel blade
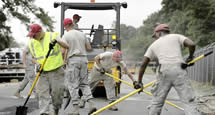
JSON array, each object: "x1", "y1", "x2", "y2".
[{"x1": 16, "y1": 106, "x2": 28, "y2": 115}]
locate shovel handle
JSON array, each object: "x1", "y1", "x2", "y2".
[
  {"x1": 23, "y1": 41, "x2": 57, "y2": 106},
  {"x1": 104, "y1": 73, "x2": 184, "y2": 111},
  {"x1": 188, "y1": 50, "x2": 213, "y2": 65}
]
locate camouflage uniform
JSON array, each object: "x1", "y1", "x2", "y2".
[
  {"x1": 144, "y1": 34, "x2": 200, "y2": 115},
  {"x1": 150, "y1": 64, "x2": 200, "y2": 115},
  {"x1": 15, "y1": 47, "x2": 36, "y2": 96},
  {"x1": 37, "y1": 67, "x2": 64, "y2": 114}
]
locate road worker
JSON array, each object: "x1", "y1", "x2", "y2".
[
  {"x1": 62, "y1": 18, "x2": 97, "y2": 115},
  {"x1": 134, "y1": 24, "x2": 201, "y2": 115},
  {"x1": 27, "y1": 24, "x2": 68, "y2": 115},
  {"x1": 80, "y1": 50, "x2": 138, "y2": 111},
  {"x1": 73, "y1": 14, "x2": 81, "y2": 30},
  {"x1": 14, "y1": 45, "x2": 36, "y2": 98}
]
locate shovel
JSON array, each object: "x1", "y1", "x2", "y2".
[
  {"x1": 16, "y1": 40, "x2": 57, "y2": 115},
  {"x1": 90, "y1": 81, "x2": 154, "y2": 115},
  {"x1": 181, "y1": 50, "x2": 213, "y2": 69},
  {"x1": 104, "y1": 72, "x2": 185, "y2": 111}
]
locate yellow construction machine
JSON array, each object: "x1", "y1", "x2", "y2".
[{"x1": 54, "y1": 1, "x2": 127, "y2": 96}]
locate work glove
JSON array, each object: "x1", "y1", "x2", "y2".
[
  {"x1": 36, "y1": 63, "x2": 42, "y2": 72},
  {"x1": 133, "y1": 81, "x2": 144, "y2": 94},
  {"x1": 186, "y1": 55, "x2": 194, "y2": 64},
  {"x1": 99, "y1": 68, "x2": 105, "y2": 74},
  {"x1": 181, "y1": 55, "x2": 195, "y2": 69},
  {"x1": 50, "y1": 39, "x2": 57, "y2": 49}
]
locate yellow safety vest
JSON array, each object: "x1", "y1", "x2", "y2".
[{"x1": 28, "y1": 32, "x2": 63, "y2": 71}]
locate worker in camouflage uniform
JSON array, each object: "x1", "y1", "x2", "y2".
[
  {"x1": 14, "y1": 45, "x2": 36, "y2": 98},
  {"x1": 134, "y1": 24, "x2": 201, "y2": 115},
  {"x1": 62, "y1": 18, "x2": 97, "y2": 115}
]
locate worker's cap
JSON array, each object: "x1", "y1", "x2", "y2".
[
  {"x1": 112, "y1": 50, "x2": 122, "y2": 60},
  {"x1": 63, "y1": 18, "x2": 73, "y2": 26},
  {"x1": 152, "y1": 24, "x2": 169, "y2": 38},
  {"x1": 28, "y1": 24, "x2": 42, "y2": 37},
  {"x1": 73, "y1": 14, "x2": 82, "y2": 19}
]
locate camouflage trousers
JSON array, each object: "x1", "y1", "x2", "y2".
[
  {"x1": 37, "y1": 67, "x2": 64, "y2": 114},
  {"x1": 88, "y1": 66, "x2": 117, "y2": 102},
  {"x1": 149, "y1": 64, "x2": 201, "y2": 115},
  {"x1": 18, "y1": 69, "x2": 36, "y2": 93},
  {"x1": 65, "y1": 59, "x2": 93, "y2": 105}
]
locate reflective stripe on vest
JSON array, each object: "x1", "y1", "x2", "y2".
[
  {"x1": 30, "y1": 40, "x2": 43, "y2": 60},
  {"x1": 28, "y1": 32, "x2": 63, "y2": 71}
]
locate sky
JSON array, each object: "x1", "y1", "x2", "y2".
[{"x1": 10, "y1": 0, "x2": 162, "y2": 46}]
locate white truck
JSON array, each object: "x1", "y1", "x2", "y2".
[{"x1": 0, "y1": 48, "x2": 25, "y2": 81}]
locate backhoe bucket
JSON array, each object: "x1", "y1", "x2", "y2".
[{"x1": 16, "y1": 106, "x2": 28, "y2": 115}]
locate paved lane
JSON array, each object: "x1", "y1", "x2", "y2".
[{"x1": 0, "y1": 73, "x2": 185, "y2": 115}]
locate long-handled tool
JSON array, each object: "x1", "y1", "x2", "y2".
[
  {"x1": 91, "y1": 50, "x2": 213, "y2": 115},
  {"x1": 181, "y1": 51, "x2": 213, "y2": 69},
  {"x1": 91, "y1": 81, "x2": 154, "y2": 115},
  {"x1": 16, "y1": 40, "x2": 57, "y2": 115},
  {"x1": 104, "y1": 73, "x2": 184, "y2": 111}
]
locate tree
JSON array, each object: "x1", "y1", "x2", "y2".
[
  {"x1": 161, "y1": 0, "x2": 215, "y2": 46},
  {"x1": 120, "y1": 24, "x2": 137, "y2": 40},
  {"x1": 0, "y1": 0, "x2": 55, "y2": 51},
  {"x1": 123, "y1": 0, "x2": 215, "y2": 59},
  {"x1": 120, "y1": 24, "x2": 137, "y2": 52}
]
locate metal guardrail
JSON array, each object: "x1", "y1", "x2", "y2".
[{"x1": 186, "y1": 42, "x2": 215, "y2": 85}]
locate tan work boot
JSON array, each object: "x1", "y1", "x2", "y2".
[
  {"x1": 14, "y1": 91, "x2": 23, "y2": 98},
  {"x1": 79, "y1": 99, "x2": 86, "y2": 108},
  {"x1": 87, "y1": 100, "x2": 97, "y2": 115},
  {"x1": 68, "y1": 104, "x2": 80, "y2": 115}
]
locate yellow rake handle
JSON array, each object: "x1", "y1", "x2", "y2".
[
  {"x1": 91, "y1": 81, "x2": 154, "y2": 115},
  {"x1": 104, "y1": 73, "x2": 184, "y2": 111},
  {"x1": 188, "y1": 51, "x2": 213, "y2": 65}
]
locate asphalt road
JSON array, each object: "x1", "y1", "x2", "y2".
[{"x1": 0, "y1": 73, "x2": 185, "y2": 115}]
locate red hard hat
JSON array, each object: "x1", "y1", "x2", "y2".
[
  {"x1": 28, "y1": 24, "x2": 42, "y2": 38},
  {"x1": 63, "y1": 18, "x2": 73, "y2": 26},
  {"x1": 152, "y1": 24, "x2": 169, "y2": 37}
]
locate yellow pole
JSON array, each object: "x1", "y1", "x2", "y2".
[
  {"x1": 188, "y1": 55, "x2": 204, "y2": 65},
  {"x1": 105, "y1": 73, "x2": 155, "y2": 88},
  {"x1": 28, "y1": 58, "x2": 47, "y2": 95},
  {"x1": 91, "y1": 81, "x2": 154, "y2": 115},
  {"x1": 97, "y1": 51, "x2": 213, "y2": 114},
  {"x1": 187, "y1": 51, "x2": 212, "y2": 65},
  {"x1": 105, "y1": 73, "x2": 184, "y2": 111}
]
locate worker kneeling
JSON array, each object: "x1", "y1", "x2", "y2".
[{"x1": 80, "y1": 50, "x2": 137, "y2": 111}]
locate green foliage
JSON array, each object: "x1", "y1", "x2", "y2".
[
  {"x1": 161, "y1": 0, "x2": 215, "y2": 46},
  {"x1": 122, "y1": 0, "x2": 215, "y2": 60},
  {"x1": 120, "y1": 24, "x2": 137, "y2": 57},
  {"x1": 0, "y1": 9, "x2": 12, "y2": 51},
  {"x1": 120, "y1": 24, "x2": 136, "y2": 40},
  {"x1": 0, "y1": 0, "x2": 55, "y2": 51}
]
